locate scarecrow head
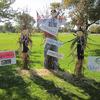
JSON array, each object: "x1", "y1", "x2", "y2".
[
  {"x1": 77, "y1": 31, "x2": 84, "y2": 37},
  {"x1": 21, "y1": 29, "x2": 29, "y2": 37},
  {"x1": 51, "y1": 9, "x2": 59, "y2": 18}
]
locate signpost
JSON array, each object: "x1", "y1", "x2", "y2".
[
  {"x1": 46, "y1": 38, "x2": 63, "y2": 47},
  {"x1": 0, "y1": 51, "x2": 16, "y2": 66},
  {"x1": 47, "y1": 50, "x2": 64, "y2": 59},
  {"x1": 88, "y1": 56, "x2": 100, "y2": 71}
]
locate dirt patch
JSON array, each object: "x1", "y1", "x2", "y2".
[
  {"x1": 17, "y1": 69, "x2": 31, "y2": 77},
  {"x1": 35, "y1": 69, "x2": 52, "y2": 76},
  {"x1": 17, "y1": 68, "x2": 52, "y2": 77}
]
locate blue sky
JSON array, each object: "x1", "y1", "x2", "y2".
[{"x1": 11, "y1": 0, "x2": 62, "y2": 19}]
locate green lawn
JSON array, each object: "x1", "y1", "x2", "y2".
[{"x1": 0, "y1": 33, "x2": 100, "y2": 100}]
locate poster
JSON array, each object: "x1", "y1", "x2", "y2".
[
  {"x1": 88, "y1": 56, "x2": 100, "y2": 71},
  {"x1": 0, "y1": 51, "x2": 16, "y2": 66},
  {"x1": 39, "y1": 18, "x2": 60, "y2": 36}
]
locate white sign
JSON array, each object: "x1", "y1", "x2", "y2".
[
  {"x1": 46, "y1": 38, "x2": 63, "y2": 47},
  {"x1": 0, "y1": 51, "x2": 16, "y2": 66},
  {"x1": 39, "y1": 18, "x2": 60, "y2": 36},
  {"x1": 88, "y1": 56, "x2": 100, "y2": 71},
  {"x1": 47, "y1": 50, "x2": 64, "y2": 59}
]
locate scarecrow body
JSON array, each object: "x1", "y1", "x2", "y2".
[
  {"x1": 77, "y1": 35, "x2": 84, "y2": 60},
  {"x1": 44, "y1": 32, "x2": 59, "y2": 70},
  {"x1": 43, "y1": 10, "x2": 60, "y2": 70},
  {"x1": 19, "y1": 29, "x2": 32, "y2": 69},
  {"x1": 75, "y1": 30, "x2": 85, "y2": 77}
]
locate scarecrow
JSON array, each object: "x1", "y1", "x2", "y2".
[
  {"x1": 70, "y1": 20, "x2": 86, "y2": 77},
  {"x1": 75, "y1": 28, "x2": 85, "y2": 77},
  {"x1": 43, "y1": 10, "x2": 60, "y2": 70},
  {"x1": 18, "y1": 26, "x2": 32, "y2": 69}
]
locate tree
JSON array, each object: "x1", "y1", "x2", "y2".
[
  {"x1": 63, "y1": 0, "x2": 78, "y2": 7},
  {"x1": 88, "y1": 24, "x2": 100, "y2": 33},
  {"x1": 3, "y1": 22, "x2": 15, "y2": 32},
  {"x1": 63, "y1": 0, "x2": 100, "y2": 30},
  {"x1": 62, "y1": 0, "x2": 100, "y2": 77},
  {"x1": 16, "y1": 12, "x2": 35, "y2": 33},
  {"x1": 0, "y1": 0, "x2": 15, "y2": 22},
  {"x1": 0, "y1": 25, "x2": 4, "y2": 32}
]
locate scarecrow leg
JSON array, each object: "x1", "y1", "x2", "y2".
[
  {"x1": 22, "y1": 53, "x2": 29, "y2": 70},
  {"x1": 75, "y1": 60, "x2": 83, "y2": 77}
]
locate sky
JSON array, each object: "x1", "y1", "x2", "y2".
[{"x1": 11, "y1": 0, "x2": 62, "y2": 20}]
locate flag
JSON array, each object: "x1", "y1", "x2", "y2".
[
  {"x1": 36, "y1": 11, "x2": 43, "y2": 28},
  {"x1": 58, "y1": 15, "x2": 66, "y2": 25},
  {"x1": 41, "y1": 14, "x2": 45, "y2": 19},
  {"x1": 45, "y1": 9, "x2": 49, "y2": 19},
  {"x1": 36, "y1": 11, "x2": 46, "y2": 27},
  {"x1": 36, "y1": 11, "x2": 41, "y2": 23}
]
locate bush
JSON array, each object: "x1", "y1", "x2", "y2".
[{"x1": 88, "y1": 24, "x2": 100, "y2": 33}]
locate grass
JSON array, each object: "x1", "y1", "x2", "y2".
[{"x1": 0, "y1": 33, "x2": 100, "y2": 100}]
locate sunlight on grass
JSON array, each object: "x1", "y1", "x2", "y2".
[{"x1": 0, "y1": 33, "x2": 100, "y2": 100}]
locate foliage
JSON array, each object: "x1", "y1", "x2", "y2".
[
  {"x1": 63, "y1": 0, "x2": 78, "y2": 7},
  {"x1": 63, "y1": 0, "x2": 100, "y2": 70},
  {"x1": 0, "y1": 0, "x2": 15, "y2": 22},
  {"x1": 50, "y1": 2, "x2": 61, "y2": 10},
  {"x1": 16, "y1": 12, "x2": 35, "y2": 33},
  {"x1": 64, "y1": 0, "x2": 100, "y2": 29},
  {"x1": 3, "y1": 22, "x2": 15, "y2": 32},
  {"x1": 88, "y1": 24, "x2": 100, "y2": 33},
  {"x1": 0, "y1": 23, "x2": 16, "y2": 33}
]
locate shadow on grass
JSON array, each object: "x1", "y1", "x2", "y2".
[
  {"x1": 30, "y1": 70, "x2": 83, "y2": 100},
  {"x1": 29, "y1": 51, "x2": 43, "y2": 67},
  {"x1": 0, "y1": 66, "x2": 39, "y2": 100},
  {"x1": 50, "y1": 70, "x2": 100, "y2": 100},
  {"x1": 29, "y1": 60, "x2": 43, "y2": 68},
  {"x1": 15, "y1": 50, "x2": 43, "y2": 68},
  {"x1": 88, "y1": 49, "x2": 100, "y2": 56},
  {"x1": 15, "y1": 50, "x2": 22, "y2": 68},
  {"x1": 30, "y1": 60, "x2": 42, "y2": 65}
]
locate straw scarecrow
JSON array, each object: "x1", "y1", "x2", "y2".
[
  {"x1": 18, "y1": 26, "x2": 32, "y2": 70},
  {"x1": 71, "y1": 19, "x2": 86, "y2": 77},
  {"x1": 43, "y1": 10, "x2": 60, "y2": 70}
]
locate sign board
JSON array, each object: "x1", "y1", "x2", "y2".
[
  {"x1": 0, "y1": 51, "x2": 16, "y2": 66},
  {"x1": 39, "y1": 18, "x2": 59, "y2": 36},
  {"x1": 47, "y1": 50, "x2": 64, "y2": 59},
  {"x1": 46, "y1": 38, "x2": 63, "y2": 47},
  {"x1": 88, "y1": 56, "x2": 100, "y2": 71}
]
